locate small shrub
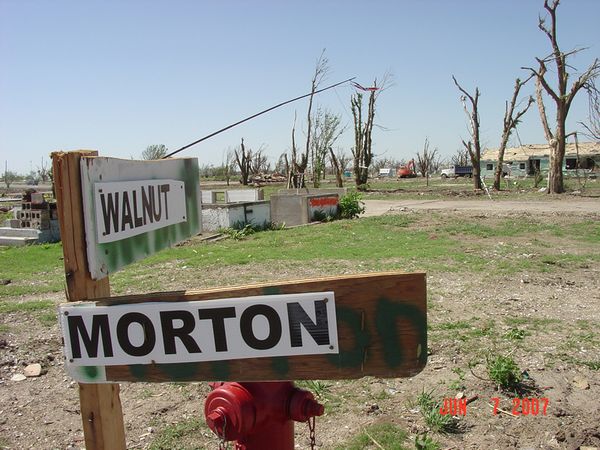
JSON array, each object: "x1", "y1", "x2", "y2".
[
  {"x1": 415, "y1": 389, "x2": 456, "y2": 433},
  {"x1": 339, "y1": 192, "x2": 365, "y2": 219},
  {"x1": 486, "y1": 354, "x2": 522, "y2": 390}
]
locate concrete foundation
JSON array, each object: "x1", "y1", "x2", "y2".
[
  {"x1": 270, "y1": 193, "x2": 339, "y2": 227},
  {"x1": 201, "y1": 189, "x2": 264, "y2": 204},
  {"x1": 201, "y1": 200, "x2": 271, "y2": 232}
]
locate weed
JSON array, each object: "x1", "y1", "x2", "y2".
[
  {"x1": 296, "y1": 380, "x2": 331, "y2": 400},
  {"x1": 415, "y1": 389, "x2": 457, "y2": 433},
  {"x1": 219, "y1": 224, "x2": 256, "y2": 240},
  {"x1": 448, "y1": 367, "x2": 466, "y2": 391},
  {"x1": 0, "y1": 324, "x2": 9, "y2": 332},
  {"x1": 415, "y1": 432, "x2": 442, "y2": 450},
  {"x1": 505, "y1": 328, "x2": 529, "y2": 340},
  {"x1": 486, "y1": 354, "x2": 522, "y2": 390},
  {"x1": 333, "y1": 422, "x2": 408, "y2": 450}
]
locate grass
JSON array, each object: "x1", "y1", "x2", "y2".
[
  {"x1": 0, "y1": 299, "x2": 55, "y2": 313},
  {"x1": 148, "y1": 417, "x2": 207, "y2": 450},
  {"x1": 333, "y1": 422, "x2": 409, "y2": 450},
  {"x1": 1, "y1": 211, "x2": 598, "y2": 298}
]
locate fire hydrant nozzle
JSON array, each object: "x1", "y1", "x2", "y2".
[{"x1": 204, "y1": 381, "x2": 324, "y2": 450}]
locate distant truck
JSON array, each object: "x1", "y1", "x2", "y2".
[{"x1": 441, "y1": 165, "x2": 473, "y2": 178}]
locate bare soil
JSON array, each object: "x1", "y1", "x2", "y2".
[{"x1": 1, "y1": 201, "x2": 599, "y2": 450}]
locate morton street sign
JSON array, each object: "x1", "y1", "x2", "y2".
[{"x1": 59, "y1": 292, "x2": 338, "y2": 383}]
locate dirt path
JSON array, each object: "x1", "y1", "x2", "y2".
[{"x1": 363, "y1": 197, "x2": 600, "y2": 217}]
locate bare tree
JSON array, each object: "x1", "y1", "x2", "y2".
[
  {"x1": 351, "y1": 75, "x2": 391, "y2": 189},
  {"x1": 450, "y1": 148, "x2": 470, "y2": 167},
  {"x1": 582, "y1": 77, "x2": 600, "y2": 141},
  {"x1": 293, "y1": 49, "x2": 329, "y2": 188},
  {"x1": 287, "y1": 112, "x2": 306, "y2": 188},
  {"x1": 250, "y1": 146, "x2": 269, "y2": 175},
  {"x1": 310, "y1": 108, "x2": 344, "y2": 187},
  {"x1": 234, "y1": 138, "x2": 253, "y2": 185},
  {"x1": 329, "y1": 147, "x2": 346, "y2": 188},
  {"x1": 36, "y1": 158, "x2": 51, "y2": 183},
  {"x1": 141, "y1": 144, "x2": 168, "y2": 160},
  {"x1": 415, "y1": 138, "x2": 439, "y2": 186},
  {"x1": 523, "y1": 0, "x2": 600, "y2": 193},
  {"x1": 2, "y1": 170, "x2": 19, "y2": 190},
  {"x1": 452, "y1": 76, "x2": 482, "y2": 190},
  {"x1": 493, "y1": 76, "x2": 535, "y2": 190},
  {"x1": 221, "y1": 149, "x2": 235, "y2": 186}
]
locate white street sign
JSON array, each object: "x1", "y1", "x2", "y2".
[{"x1": 59, "y1": 292, "x2": 338, "y2": 367}]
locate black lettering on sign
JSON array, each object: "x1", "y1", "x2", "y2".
[
  {"x1": 287, "y1": 300, "x2": 330, "y2": 347},
  {"x1": 160, "y1": 310, "x2": 202, "y2": 355},
  {"x1": 100, "y1": 192, "x2": 119, "y2": 236},
  {"x1": 141, "y1": 185, "x2": 154, "y2": 225},
  {"x1": 198, "y1": 307, "x2": 236, "y2": 352},
  {"x1": 117, "y1": 312, "x2": 156, "y2": 357},
  {"x1": 160, "y1": 184, "x2": 170, "y2": 220},
  {"x1": 240, "y1": 305, "x2": 281, "y2": 350},
  {"x1": 132, "y1": 190, "x2": 144, "y2": 227},
  {"x1": 121, "y1": 191, "x2": 134, "y2": 231},
  {"x1": 67, "y1": 314, "x2": 114, "y2": 359}
]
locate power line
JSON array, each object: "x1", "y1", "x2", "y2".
[{"x1": 164, "y1": 77, "x2": 356, "y2": 159}]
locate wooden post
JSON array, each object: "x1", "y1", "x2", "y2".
[{"x1": 52, "y1": 150, "x2": 126, "y2": 450}]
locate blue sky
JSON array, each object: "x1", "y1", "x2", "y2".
[{"x1": 1, "y1": 0, "x2": 599, "y2": 174}]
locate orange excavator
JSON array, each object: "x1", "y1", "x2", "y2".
[{"x1": 397, "y1": 159, "x2": 417, "y2": 178}]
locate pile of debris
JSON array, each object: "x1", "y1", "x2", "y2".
[{"x1": 0, "y1": 190, "x2": 60, "y2": 246}]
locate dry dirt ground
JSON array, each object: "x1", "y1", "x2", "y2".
[{"x1": 1, "y1": 199, "x2": 599, "y2": 450}]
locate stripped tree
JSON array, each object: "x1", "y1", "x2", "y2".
[
  {"x1": 329, "y1": 147, "x2": 349, "y2": 188},
  {"x1": 351, "y1": 76, "x2": 390, "y2": 189},
  {"x1": 141, "y1": 144, "x2": 168, "y2": 160},
  {"x1": 234, "y1": 138, "x2": 253, "y2": 185},
  {"x1": 523, "y1": 0, "x2": 600, "y2": 193},
  {"x1": 493, "y1": 76, "x2": 535, "y2": 190},
  {"x1": 452, "y1": 76, "x2": 482, "y2": 190},
  {"x1": 582, "y1": 77, "x2": 600, "y2": 141},
  {"x1": 415, "y1": 137, "x2": 438, "y2": 187},
  {"x1": 310, "y1": 108, "x2": 344, "y2": 187}
]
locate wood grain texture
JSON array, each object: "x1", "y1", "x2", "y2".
[
  {"x1": 92, "y1": 272, "x2": 428, "y2": 382},
  {"x1": 52, "y1": 151, "x2": 126, "y2": 450}
]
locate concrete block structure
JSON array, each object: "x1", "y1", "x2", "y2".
[
  {"x1": 201, "y1": 201, "x2": 271, "y2": 232},
  {"x1": 270, "y1": 193, "x2": 339, "y2": 227}
]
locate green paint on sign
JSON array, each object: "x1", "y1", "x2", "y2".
[
  {"x1": 263, "y1": 286, "x2": 281, "y2": 296},
  {"x1": 271, "y1": 357, "x2": 289, "y2": 376},
  {"x1": 375, "y1": 298, "x2": 427, "y2": 368},
  {"x1": 83, "y1": 365, "x2": 99, "y2": 379},
  {"x1": 327, "y1": 306, "x2": 370, "y2": 368},
  {"x1": 160, "y1": 363, "x2": 199, "y2": 381},
  {"x1": 211, "y1": 361, "x2": 230, "y2": 380},
  {"x1": 130, "y1": 364, "x2": 148, "y2": 380}
]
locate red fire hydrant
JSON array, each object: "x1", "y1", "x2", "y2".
[{"x1": 205, "y1": 381, "x2": 324, "y2": 449}]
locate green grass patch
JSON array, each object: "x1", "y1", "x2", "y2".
[
  {"x1": 0, "y1": 324, "x2": 10, "y2": 332},
  {"x1": 333, "y1": 422, "x2": 409, "y2": 450},
  {"x1": 0, "y1": 299, "x2": 54, "y2": 314},
  {"x1": 148, "y1": 417, "x2": 207, "y2": 450},
  {"x1": 504, "y1": 317, "x2": 562, "y2": 332},
  {"x1": 0, "y1": 244, "x2": 64, "y2": 298}
]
